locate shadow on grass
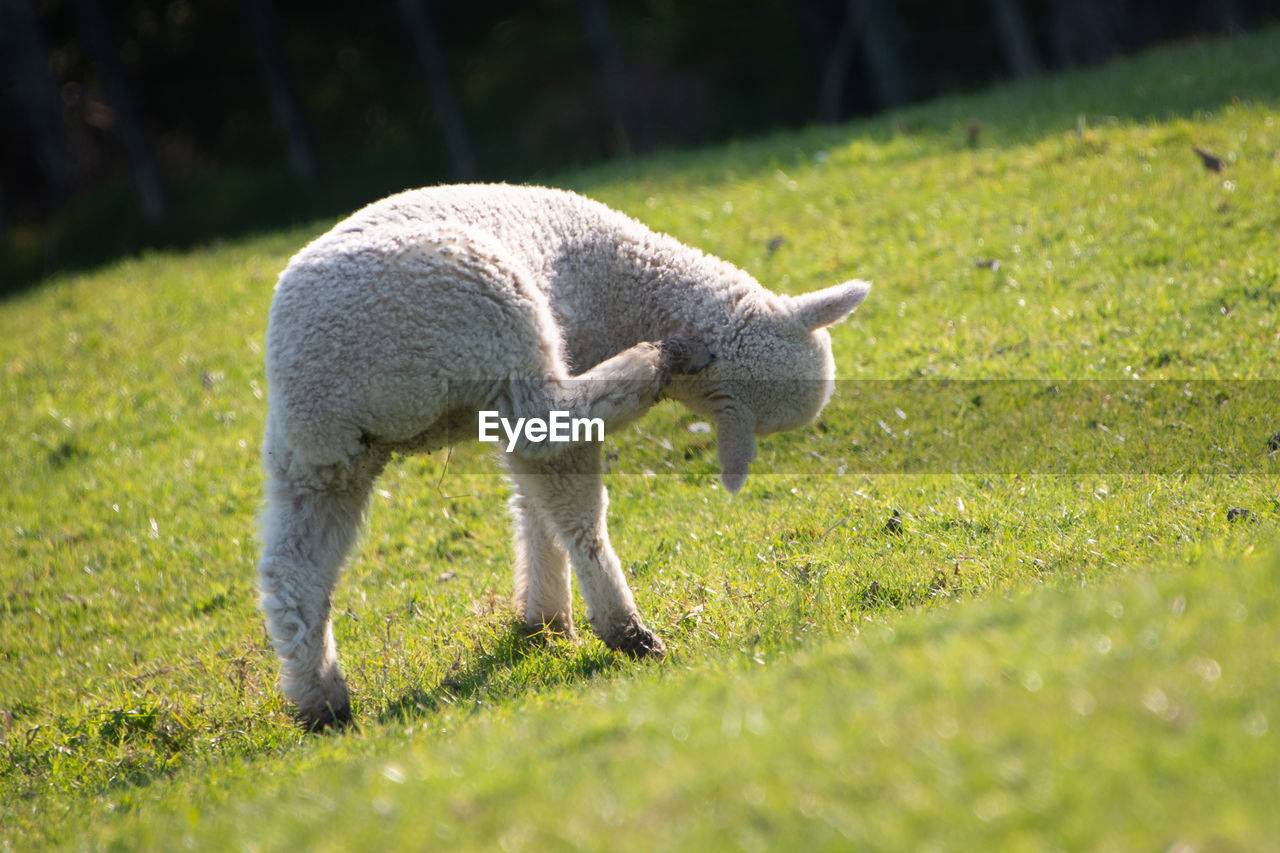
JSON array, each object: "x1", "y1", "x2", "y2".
[{"x1": 373, "y1": 620, "x2": 625, "y2": 726}]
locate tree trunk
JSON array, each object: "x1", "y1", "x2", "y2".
[
  {"x1": 990, "y1": 0, "x2": 1039, "y2": 79},
  {"x1": 859, "y1": 0, "x2": 908, "y2": 109},
  {"x1": 0, "y1": 0, "x2": 70, "y2": 202},
  {"x1": 1050, "y1": 0, "x2": 1117, "y2": 68},
  {"x1": 241, "y1": 0, "x2": 316, "y2": 180},
  {"x1": 576, "y1": 0, "x2": 636, "y2": 154},
  {"x1": 818, "y1": 0, "x2": 863, "y2": 122},
  {"x1": 71, "y1": 0, "x2": 167, "y2": 221},
  {"x1": 818, "y1": 0, "x2": 909, "y2": 121},
  {"x1": 396, "y1": 0, "x2": 476, "y2": 180}
]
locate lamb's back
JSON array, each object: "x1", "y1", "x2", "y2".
[
  {"x1": 299, "y1": 184, "x2": 632, "y2": 281},
  {"x1": 266, "y1": 186, "x2": 617, "y2": 454}
]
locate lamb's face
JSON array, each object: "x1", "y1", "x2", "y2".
[
  {"x1": 674, "y1": 279, "x2": 871, "y2": 493},
  {"x1": 741, "y1": 325, "x2": 838, "y2": 436}
]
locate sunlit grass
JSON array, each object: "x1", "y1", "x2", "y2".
[{"x1": 99, "y1": 546, "x2": 1280, "y2": 851}]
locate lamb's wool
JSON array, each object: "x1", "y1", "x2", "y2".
[{"x1": 258, "y1": 183, "x2": 869, "y2": 728}]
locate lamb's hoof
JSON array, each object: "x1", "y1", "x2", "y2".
[
  {"x1": 520, "y1": 614, "x2": 579, "y2": 643},
  {"x1": 296, "y1": 699, "x2": 354, "y2": 733},
  {"x1": 660, "y1": 337, "x2": 715, "y2": 377},
  {"x1": 608, "y1": 614, "x2": 668, "y2": 660}
]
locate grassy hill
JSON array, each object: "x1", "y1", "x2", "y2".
[{"x1": 2, "y1": 28, "x2": 1279, "y2": 850}]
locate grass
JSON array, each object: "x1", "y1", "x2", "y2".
[
  {"x1": 98, "y1": 546, "x2": 1280, "y2": 851},
  {"x1": 2, "y1": 27, "x2": 1279, "y2": 851}
]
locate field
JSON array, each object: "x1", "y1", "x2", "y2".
[{"x1": 3, "y1": 28, "x2": 1279, "y2": 851}]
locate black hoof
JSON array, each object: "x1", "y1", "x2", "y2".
[
  {"x1": 297, "y1": 700, "x2": 354, "y2": 733},
  {"x1": 518, "y1": 614, "x2": 579, "y2": 642},
  {"x1": 609, "y1": 614, "x2": 668, "y2": 660}
]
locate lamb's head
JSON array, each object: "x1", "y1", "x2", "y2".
[{"x1": 668, "y1": 279, "x2": 870, "y2": 493}]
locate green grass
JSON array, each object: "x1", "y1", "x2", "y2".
[
  {"x1": 98, "y1": 547, "x2": 1280, "y2": 852},
  {"x1": 3, "y1": 28, "x2": 1280, "y2": 851}
]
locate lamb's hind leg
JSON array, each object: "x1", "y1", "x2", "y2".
[
  {"x1": 506, "y1": 444, "x2": 665, "y2": 659},
  {"x1": 257, "y1": 448, "x2": 385, "y2": 730}
]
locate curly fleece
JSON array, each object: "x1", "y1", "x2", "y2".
[{"x1": 257, "y1": 183, "x2": 870, "y2": 728}]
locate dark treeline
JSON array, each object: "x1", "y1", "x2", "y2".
[{"x1": 0, "y1": 0, "x2": 1275, "y2": 286}]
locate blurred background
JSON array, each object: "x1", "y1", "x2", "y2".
[{"x1": 2, "y1": 0, "x2": 1276, "y2": 292}]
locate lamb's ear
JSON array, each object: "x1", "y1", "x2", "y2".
[
  {"x1": 790, "y1": 280, "x2": 871, "y2": 330},
  {"x1": 717, "y1": 413, "x2": 757, "y2": 495}
]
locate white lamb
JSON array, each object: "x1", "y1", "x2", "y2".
[{"x1": 258, "y1": 183, "x2": 869, "y2": 729}]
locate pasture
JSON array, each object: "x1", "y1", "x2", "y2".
[{"x1": 2, "y1": 27, "x2": 1279, "y2": 850}]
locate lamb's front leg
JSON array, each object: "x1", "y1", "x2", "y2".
[
  {"x1": 505, "y1": 443, "x2": 665, "y2": 659},
  {"x1": 510, "y1": 489, "x2": 575, "y2": 638},
  {"x1": 552, "y1": 337, "x2": 714, "y2": 437}
]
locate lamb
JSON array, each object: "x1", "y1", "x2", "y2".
[{"x1": 258, "y1": 183, "x2": 870, "y2": 729}]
